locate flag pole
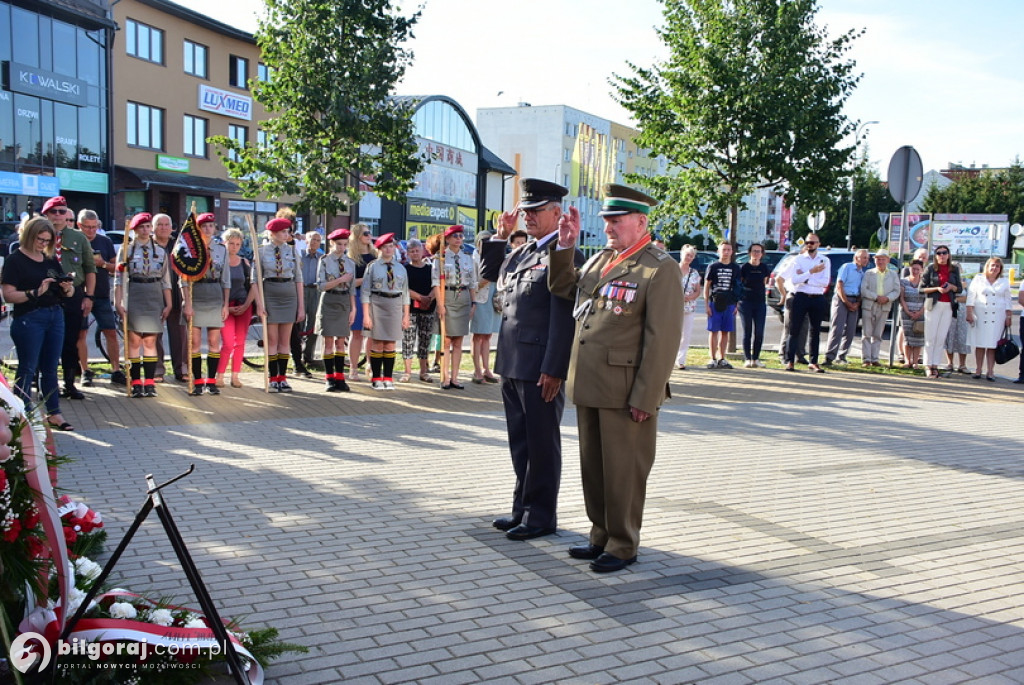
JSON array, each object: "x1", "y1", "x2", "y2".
[
  {"x1": 245, "y1": 214, "x2": 270, "y2": 392},
  {"x1": 119, "y1": 218, "x2": 132, "y2": 397},
  {"x1": 437, "y1": 239, "x2": 448, "y2": 384},
  {"x1": 186, "y1": 202, "x2": 197, "y2": 395}
]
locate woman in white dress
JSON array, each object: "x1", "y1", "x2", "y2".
[{"x1": 966, "y1": 257, "x2": 1013, "y2": 381}]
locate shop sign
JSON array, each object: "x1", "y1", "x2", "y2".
[
  {"x1": 198, "y1": 84, "x2": 253, "y2": 121},
  {"x1": 0, "y1": 170, "x2": 60, "y2": 196},
  {"x1": 256, "y1": 202, "x2": 278, "y2": 213},
  {"x1": 228, "y1": 200, "x2": 255, "y2": 211},
  {"x1": 55, "y1": 168, "x2": 108, "y2": 194},
  {"x1": 406, "y1": 198, "x2": 457, "y2": 224},
  {"x1": 2, "y1": 61, "x2": 88, "y2": 107},
  {"x1": 156, "y1": 154, "x2": 189, "y2": 173}
]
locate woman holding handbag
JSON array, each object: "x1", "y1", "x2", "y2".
[{"x1": 966, "y1": 257, "x2": 1013, "y2": 382}]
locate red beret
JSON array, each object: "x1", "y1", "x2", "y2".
[
  {"x1": 374, "y1": 233, "x2": 396, "y2": 249},
  {"x1": 266, "y1": 217, "x2": 292, "y2": 233},
  {"x1": 328, "y1": 228, "x2": 351, "y2": 241},
  {"x1": 197, "y1": 212, "x2": 216, "y2": 225},
  {"x1": 444, "y1": 225, "x2": 465, "y2": 238},
  {"x1": 42, "y1": 196, "x2": 68, "y2": 214},
  {"x1": 129, "y1": 213, "x2": 152, "y2": 231}
]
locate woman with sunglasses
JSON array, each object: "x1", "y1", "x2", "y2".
[
  {"x1": 1, "y1": 217, "x2": 75, "y2": 429},
  {"x1": 346, "y1": 223, "x2": 378, "y2": 382},
  {"x1": 920, "y1": 245, "x2": 963, "y2": 378},
  {"x1": 113, "y1": 213, "x2": 173, "y2": 397}
]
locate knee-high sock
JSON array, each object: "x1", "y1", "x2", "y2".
[
  {"x1": 335, "y1": 354, "x2": 347, "y2": 380},
  {"x1": 369, "y1": 351, "x2": 383, "y2": 379},
  {"x1": 206, "y1": 353, "x2": 220, "y2": 382},
  {"x1": 323, "y1": 353, "x2": 335, "y2": 379},
  {"x1": 191, "y1": 354, "x2": 204, "y2": 385},
  {"x1": 130, "y1": 358, "x2": 142, "y2": 385},
  {"x1": 142, "y1": 357, "x2": 157, "y2": 383},
  {"x1": 382, "y1": 350, "x2": 395, "y2": 380}
]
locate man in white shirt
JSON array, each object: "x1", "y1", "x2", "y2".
[{"x1": 785, "y1": 234, "x2": 830, "y2": 373}]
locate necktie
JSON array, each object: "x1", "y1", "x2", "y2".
[
  {"x1": 142, "y1": 245, "x2": 150, "y2": 273},
  {"x1": 453, "y1": 251, "x2": 461, "y2": 289},
  {"x1": 274, "y1": 245, "x2": 282, "y2": 276},
  {"x1": 386, "y1": 262, "x2": 394, "y2": 289}
]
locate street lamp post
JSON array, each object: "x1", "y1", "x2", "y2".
[{"x1": 846, "y1": 120, "x2": 879, "y2": 249}]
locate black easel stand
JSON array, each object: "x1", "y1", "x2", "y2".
[{"x1": 56, "y1": 466, "x2": 251, "y2": 685}]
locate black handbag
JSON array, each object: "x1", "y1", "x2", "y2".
[{"x1": 995, "y1": 326, "x2": 1020, "y2": 365}]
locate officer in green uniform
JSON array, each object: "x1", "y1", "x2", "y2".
[{"x1": 549, "y1": 184, "x2": 683, "y2": 573}]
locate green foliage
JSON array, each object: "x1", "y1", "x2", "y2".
[
  {"x1": 613, "y1": 0, "x2": 862, "y2": 236},
  {"x1": 791, "y1": 159, "x2": 898, "y2": 248},
  {"x1": 210, "y1": 0, "x2": 423, "y2": 216},
  {"x1": 922, "y1": 161, "x2": 1024, "y2": 225}
]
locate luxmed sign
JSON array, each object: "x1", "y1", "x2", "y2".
[
  {"x1": 198, "y1": 84, "x2": 253, "y2": 121},
  {"x1": 2, "y1": 61, "x2": 89, "y2": 107}
]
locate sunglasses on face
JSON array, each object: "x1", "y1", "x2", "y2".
[
  {"x1": 805, "y1": 241, "x2": 819, "y2": 245},
  {"x1": 936, "y1": 251, "x2": 949, "y2": 256}
]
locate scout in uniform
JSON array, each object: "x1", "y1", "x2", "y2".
[
  {"x1": 548, "y1": 184, "x2": 683, "y2": 573},
  {"x1": 182, "y1": 213, "x2": 231, "y2": 395},
  {"x1": 434, "y1": 225, "x2": 478, "y2": 389},
  {"x1": 361, "y1": 233, "x2": 410, "y2": 390},
  {"x1": 113, "y1": 213, "x2": 173, "y2": 398},
  {"x1": 316, "y1": 228, "x2": 357, "y2": 392},
  {"x1": 256, "y1": 217, "x2": 304, "y2": 392}
]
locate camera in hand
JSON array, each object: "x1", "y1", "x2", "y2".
[{"x1": 47, "y1": 269, "x2": 74, "y2": 284}]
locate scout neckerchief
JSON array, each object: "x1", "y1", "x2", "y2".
[
  {"x1": 601, "y1": 233, "x2": 651, "y2": 278},
  {"x1": 451, "y1": 249, "x2": 462, "y2": 289},
  {"x1": 55, "y1": 229, "x2": 63, "y2": 262},
  {"x1": 386, "y1": 261, "x2": 394, "y2": 289},
  {"x1": 274, "y1": 244, "x2": 282, "y2": 276}
]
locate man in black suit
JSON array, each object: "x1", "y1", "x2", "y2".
[{"x1": 480, "y1": 178, "x2": 583, "y2": 541}]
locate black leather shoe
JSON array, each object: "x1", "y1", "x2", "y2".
[
  {"x1": 1014, "y1": 377, "x2": 1024, "y2": 384},
  {"x1": 64, "y1": 385, "x2": 85, "y2": 400},
  {"x1": 505, "y1": 524, "x2": 555, "y2": 540},
  {"x1": 589, "y1": 553, "x2": 637, "y2": 573},
  {"x1": 492, "y1": 516, "x2": 521, "y2": 532},
  {"x1": 336, "y1": 379, "x2": 350, "y2": 392},
  {"x1": 568, "y1": 544, "x2": 604, "y2": 560}
]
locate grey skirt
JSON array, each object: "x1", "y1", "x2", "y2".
[
  {"x1": 264, "y1": 280, "x2": 298, "y2": 324},
  {"x1": 443, "y1": 288, "x2": 471, "y2": 337},
  {"x1": 316, "y1": 290, "x2": 352, "y2": 338},
  {"x1": 126, "y1": 280, "x2": 165, "y2": 334},
  {"x1": 182, "y1": 281, "x2": 225, "y2": 329},
  {"x1": 367, "y1": 294, "x2": 404, "y2": 342}
]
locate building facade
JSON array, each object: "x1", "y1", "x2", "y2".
[
  {"x1": 0, "y1": 0, "x2": 114, "y2": 246},
  {"x1": 110, "y1": 0, "x2": 302, "y2": 234},
  {"x1": 357, "y1": 95, "x2": 515, "y2": 241}
]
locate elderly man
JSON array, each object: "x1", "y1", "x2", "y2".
[
  {"x1": 824, "y1": 248, "x2": 868, "y2": 365},
  {"x1": 481, "y1": 178, "x2": 582, "y2": 541},
  {"x1": 785, "y1": 234, "x2": 830, "y2": 373},
  {"x1": 41, "y1": 196, "x2": 96, "y2": 399},
  {"x1": 859, "y1": 249, "x2": 901, "y2": 366},
  {"x1": 550, "y1": 183, "x2": 683, "y2": 573}
]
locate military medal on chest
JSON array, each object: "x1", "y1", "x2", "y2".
[{"x1": 599, "y1": 280, "x2": 637, "y2": 314}]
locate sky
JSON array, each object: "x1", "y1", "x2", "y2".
[{"x1": 175, "y1": 0, "x2": 1024, "y2": 174}]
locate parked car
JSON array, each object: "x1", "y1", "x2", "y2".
[
  {"x1": 766, "y1": 249, "x2": 900, "y2": 323},
  {"x1": 105, "y1": 230, "x2": 126, "y2": 247},
  {"x1": 668, "y1": 250, "x2": 718, "y2": 276},
  {"x1": 735, "y1": 249, "x2": 788, "y2": 273}
]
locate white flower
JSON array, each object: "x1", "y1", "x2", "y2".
[
  {"x1": 109, "y1": 602, "x2": 138, "y2": 620},
  {"x1": 75, "y1": 557, "x2": 103, "y2": 583},
  {"x1": 147, "y1": 609, "x2": 174, "y2": 626},
  {"x1": 183, "y1": 617, "x2": 206, "y2": 629}
]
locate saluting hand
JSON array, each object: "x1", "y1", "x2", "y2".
[
  {"x1": 557, "y1": 206, "x2": 581, "y2": 248},
  {"x1": 496, "y1": 209, "x2": 518, "y2": 240}
]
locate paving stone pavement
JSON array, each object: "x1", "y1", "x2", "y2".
[{"x1": 52, "y1": 367, "x2": 1024, "y2": 684}]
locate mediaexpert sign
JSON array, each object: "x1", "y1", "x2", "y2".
[
  {"x1": 2, "y1": 61, "x2": 89, "y2": 107},
  {"x1": 406, "y1": 198, "x2": 457, "y2": 225},
  {"x1": 0, "y1": 170, "x2": 61, "y2": 197},
  {"x1": 198, "y1": 84, "x2": 252, "y2": 121}
]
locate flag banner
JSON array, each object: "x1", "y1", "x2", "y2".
[{"x1": 171, "y1": 212, "x2": 211, "y2": 281}]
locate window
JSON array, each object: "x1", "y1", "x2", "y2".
[
  {"x1": 563, "y1": 149, "x2": 571, "y2": 162},
  {"x1": 125, "y1": 19, "x2": 163, "y2": 64},
  {"x1": 126, "y1": 102, "x2": 164, "y2": 150},
  {"x1": 229, "y1": 55, "x2": 249, "y2": 89},
  {"x1": 257, "y1": 129, "x2": 270, "y2": 148},
  {"x1": 184, "y1": 40, "x2": 208, "y2": 78},
  {"x1": 257, "y1": 63, "x2": 272, "y2": 82},
  {"x1": 183, "y1": 115, "x2": 207, "y2": 157},
  {"x1": 228, "y1": 124, "x2": 248, "y2": 161}
]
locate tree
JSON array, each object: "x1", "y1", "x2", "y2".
[
  {"x1": 612, "y1": 0, "x2": 862, "y2": 241},
  {"x1": 791, "y1": 159, "x2": 898, "y2": 248},
  {"x1": 922, "y1": 161, "x2": 1024, "y2": 226},
  {"x1": 211, "y1": 0, "x2": 423, "y2": 217}
]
